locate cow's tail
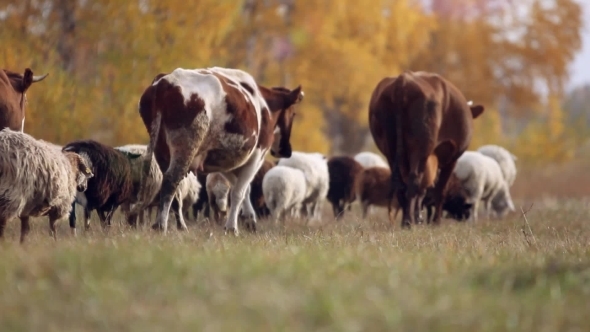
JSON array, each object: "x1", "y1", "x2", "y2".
[
  {"x1": 132, "y1": 104, "x2": 162, "y2": 216},
  {"x1": 392, "y1": 73, "x2": 407, "y2": 193}
]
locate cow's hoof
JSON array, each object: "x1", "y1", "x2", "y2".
[
  {"x1": 224, "y1": 227, "x2": 239, "y2": 237},
  {"x1": 151, "y1": 223, "x2": 165, "y2": 232},
  {"x1": 401, "y1": 221, "x2": 412, "y2": 229}
]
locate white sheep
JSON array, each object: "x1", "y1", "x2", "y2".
[
  {"x1": 476, "y1": 144, "x2": 517, "y2": 187},
  {"x1": 0, "y1": 128, "x2": 93, "y2": 243},
  {"x1": 172, "y1": 171, "x2": 201, "y2": 227},
  {"x1": 354, "y1": 151, "x2": 389, "y2": 169},
  {"x1": 206, "y1": 172, "x2": 232, "y2": 224},
  {"x1": 453, "y1": 151, "x2": 515, "y2": 221},
  {"x1": 262, "y1": 165, "x2": 307, "y2": 221},
  {"x1": 277, "y1": 151, "x2": 329, "y2": 220}
]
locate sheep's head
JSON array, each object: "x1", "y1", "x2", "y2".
[{"x1": 64, "y1": 152, "x2": 94, "y2": 192}]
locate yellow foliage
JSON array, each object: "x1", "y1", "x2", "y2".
[{"x1": 0, "y1": 0, "x2": 584, "y2": 162}]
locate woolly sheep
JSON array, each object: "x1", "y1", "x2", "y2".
[
  {"x1": 327, "y1": 156, "x2": 364, "y2": 219},
  {"x1": 277, "y1": 151, "x2": 329, "y2": 220},
  {"x1": 454, "y1": 151, "x2": 516, "y2": 221},
  {"x1": 114, "y1": 144, "x2": 163, "y2": 226},
  {"x1": 476, "y1": 144, "x2": 517, "y2": 187},
  {"x1": 206, "y1": 172, "x2": 232, "y2": 225},
  {"x1": 355, "y1": 166, "x2": 400, "y2": 220},
  {"x1": 354, "y1": 151, "x2": 389, "y2": 169},
  {"x1": 262, "y1": 166, "x2": 307, "y2": 221},
  {"x1": 63, "y1": 140, "x2": 137, "y2": 231},
  {"x1": 0, "y1": 129, "x2": 93, "y2": 243}
]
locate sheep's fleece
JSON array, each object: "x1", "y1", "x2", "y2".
[
  {"x1": 476, "y1": 144, "x2": 517, "y2": 187},
  {"x1": 354, "y1": 151, "x2": 389, "y2": 169},
  {"x1": 453, "y1": 151, "x2": 515, "y2": 221},
  {"x1": 262, "y1": 165, "x2": 307, "y2": 220},
  {"x1": 277, "y1": 151, "x2": 329, "y2": 219}
]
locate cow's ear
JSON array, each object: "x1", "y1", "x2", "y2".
[
  {"x1": 470, "y1": 104, "x2": 484, "y2": 119},
  {"x1": 22, "y1": 68, "x2": 33, "y2": 93},
  {"x1": 287, "y1": 85, "x2": 304, "y2": 105}
]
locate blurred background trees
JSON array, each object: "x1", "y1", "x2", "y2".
[{"x1": 0, "y1": 0, "x2": 585, "y2": 163}]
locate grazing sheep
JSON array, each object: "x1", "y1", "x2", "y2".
[
  {"x1": 262, "y1": 166, "x2": 307, "y2": 221},
  {"x1": 354, "y1": 151, "x2": 389, "y2": 169},
  {"x1": 277, "y1": 151, "x2": 329, "y2": 220},
  {"x1": 206, "y1": 172, "x2": 232, "y2": 225},
  {"x1": 477, "y1": 144, "x2": 517, "y2": 187},
  {"x1": 422, "y1": 173, "x2": 472, "y2": 222},
  {"x1": 250, "y1": 159, "x2": 275, "y2": 219},
  {"x1": 63, "y1": 140, "x2": 137, "y2": 231},
  {"x1": 454, "y1": 151, "x2": 516, "y2": 221},
  {"x1": 355, "y1": 166, "x2": 400, "y2": 220},
  {"x1": 114, "y1": 144, "x2": 163, "y2": 226},
  {"x1": 327, "y1": 156, "x2": 364, "y2": 219},
  {"x1": 0, "y1": 129, "x2": 93, "y2": 243}
]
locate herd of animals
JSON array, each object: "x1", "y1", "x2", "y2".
[{"x1": 0, "y1": 66, "x2": 519, "y2": 244}]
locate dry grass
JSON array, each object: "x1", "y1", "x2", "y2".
[{"x1": 1, "y1": 194, "x2": 590, "y2": 332}]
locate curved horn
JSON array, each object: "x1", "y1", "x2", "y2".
[{"x1": 32, "y1": 73, "x2": 49, "y2": 82}]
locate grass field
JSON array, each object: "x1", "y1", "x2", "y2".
[{"x1": 1, "y1": 165, "x2": 590, "y2": 331}]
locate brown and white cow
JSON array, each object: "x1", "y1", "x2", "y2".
[
  {"x1": 0, "y1": 68, "x2": 48, "y2": 132},
  {"x1": 133, "y1": 67, "x2": 304, "y2": 235},
  {"x1": 368, "y1": 70, "x2": 484, "y2": 228}
]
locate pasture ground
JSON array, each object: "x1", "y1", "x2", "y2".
[{"x1": 1, "y1": 162, "x2": 590, "y2": 331}]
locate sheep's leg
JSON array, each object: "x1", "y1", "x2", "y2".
[
  {"x1": 0, "y1": 218, "x2": 6, "y2": 239},
  {"x1": 361, "y1": 202, "x2": 369, "y2": 219},
  {"x1": 172, "y1": 197, "x2": 188, "y2": 231},
  {"x1": 49, "y1": 217, "x2": 58, "y2": 241},
  {"x1": 470, "y1": 200, "x2": 479, "y2": 222},
  {"x1": 83, "y1": 207, "x2": 91, "y2": 230},
  {"x1": 20, "y1": 217, "x2": 30, "y2": 244},
  {"x1": 222, "y1": 152, "x2": 263, "y2": 236},
  {"x1": 414, "y1": 194, "x2": 425, "y2": 224},
  {"x1": 69, "y1": 201, "x2": 77, "y2": 236}
]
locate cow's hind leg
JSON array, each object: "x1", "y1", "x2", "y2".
[
  {"x1": 223, "y1": 154, "x2": 263, "y2": 236},
  {"x1": 172, "y1": 197, "x2": 188, "y2": 231}
]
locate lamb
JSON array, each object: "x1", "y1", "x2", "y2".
[
  {"x1": 355, "y1": 166, "x2": 400, "y2": 220},
  {"x1": 277, "y1": 151, "x2": 329, "y2": 220},
  {"x1": 262, "y1": 165, "x2": 307, "y2": 221},
  {"x1": 326, "y1": 156, "x2": 364, "y2": 219},
  {"x1": 354, "y1": 151, "x2": 389, "y2": 169},
  {"x1": 249, "y1": 159, "x2": 275, "y2": 219},
  {"x1": 206, "y1": 172, "x2": 232, "y2": 225},
  {"x1": 0, "y1": 128, "x2": 93, "y2": 243},
  {"x1": 63, "y1": 140, "x2": 137, "y2": 231},
  {"x1": 477, "y1": 144, "x2": 517, "y2": 187},
  {"x1": 453, "y1": 151, "x2": 516, "y2": 221}
]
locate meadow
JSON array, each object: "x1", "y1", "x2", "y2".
[{"x1": 1, "y1": 162, "x2": 590, "y2": 331}]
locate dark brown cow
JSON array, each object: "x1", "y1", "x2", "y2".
[
  {"x1": 0, "y1": 68, "x2": 48, "y2": 131},
  {"x1": 133, "y1": 67, "x2": 304, "y2": 235},
  {"x1": 327, "y1": 156, "x2": 364, "y2": 219},
  {"x1": 249, "y1": 159, "x2": 275, "y2": 219},
  {"x1": 368, "y1": 70, "x2": 484, "y2": 228}
]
